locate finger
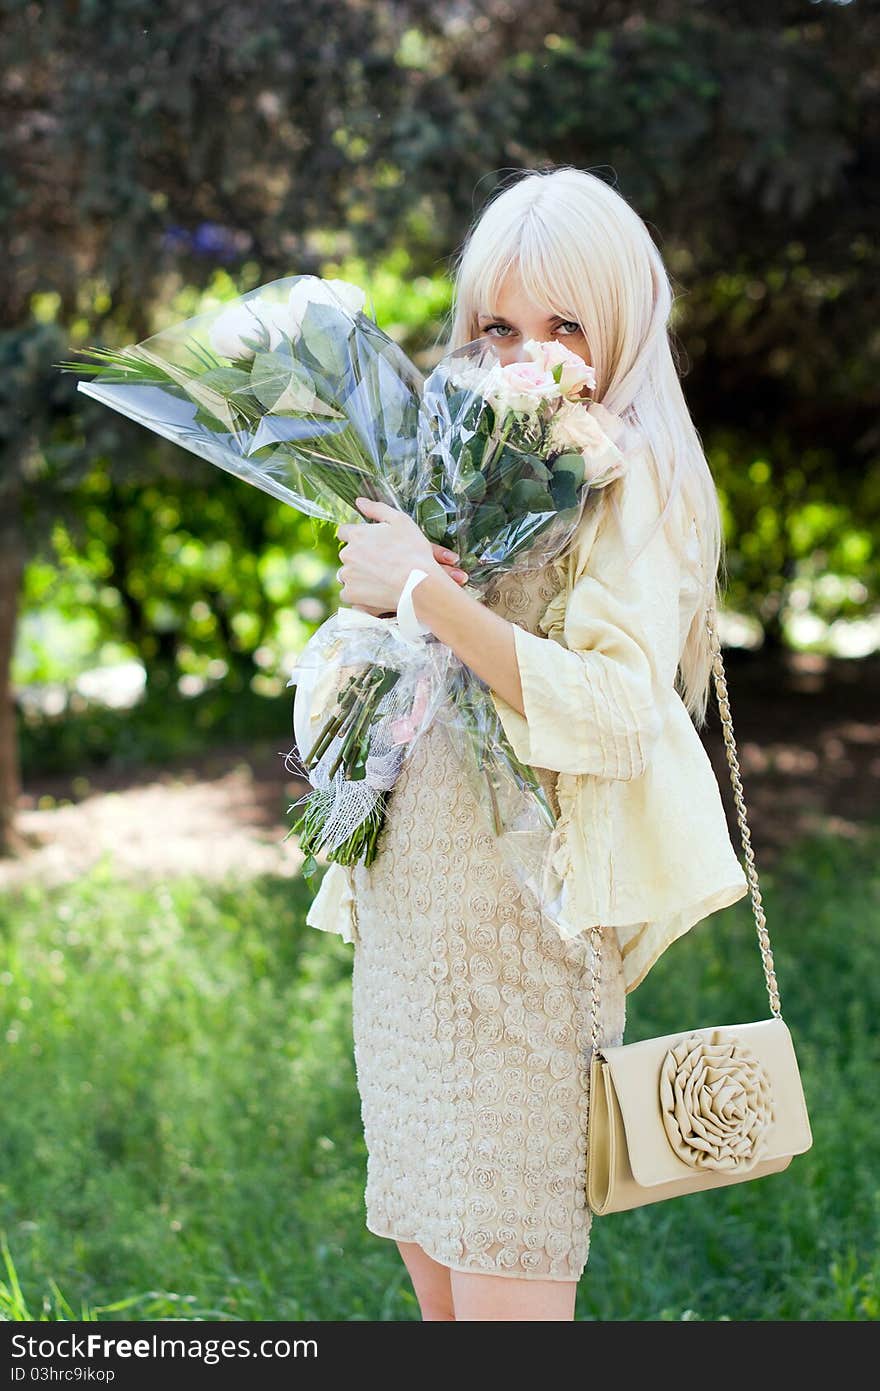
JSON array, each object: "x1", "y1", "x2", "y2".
[
  {"x1": 355, "y1": 496, "x2": 404, "y2": 521},
  {"x1": 430, "y1": 541, "x2": 460, "y2": 564},
  {"x1": 435, "y1": 557, "x2": 467, "y2": 577},
  {"x1": 434, "y1": 556, "x2": 468, "y2": 583}
]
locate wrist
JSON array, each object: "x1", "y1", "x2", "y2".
[
  {"x1": 395, "y1": 565, "x2": 433, "y2": 639},
  {"x1": 409, "y1": 562, "x2": 461, "y2": 632}
]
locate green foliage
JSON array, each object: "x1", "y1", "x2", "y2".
[
  {"x1": 710, "y1": 433, "x2": 879, "y2": 646},
  {"x1": 0, "y1": 821, "x2": 877, "y2": 1321},
  {"x1": 16, "y1": 459, "x2": 338, "y2": 696},
  {"x1": 17, "y1": 680, "x2": 290, "y2": 779}
]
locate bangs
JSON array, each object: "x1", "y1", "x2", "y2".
[{"x1": 464, "y1": 206, "x2": 581, "y2": 330}]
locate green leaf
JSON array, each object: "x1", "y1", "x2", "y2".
[
  {"x1": 298, "y1": 301, "x2": 351, "y2": 378},
  {"x1": 551, "y1": 451, "x2": 586, "y2": 488},
  {"x1": 470, "y1": 501, "x2": 508, "y2": 535},
  {"x1": 490, "y1": 446, "x2": 528, "y2": 487},
  {"x1": 462, "y1": 470, "x2": 487, "y2": 501},
  {"x1": 360, "y1": 350, "x2": 415, "y2": 440},
  {"x1": 446, "y1": 387, "x2": 473, "y2": 420},
  {"x1": 250, "y1": 352, "x2": 319, "y2": 414},
  {"x1": 523, "y1": 455, "x2": 553, "y2": 482},
  {"x1": 192, "y1": 404, "x2": 232, "y2": 432},
  {"x1": 417, "y1": 495, "x2": 449, "y2": 540},
  {"x1": 198, "y1": 366, "x2": 255, "y2": 398},
  {"x1": 549, "y1": 470, "x2": 579, "y2": 511},
  {"x1": 509, "y1": 477, "x2": 554, "y2": 512},
  {"x1": 457, "y1": 441, "x2": 475, "y2": 473}
]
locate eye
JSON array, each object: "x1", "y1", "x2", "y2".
[
  {"x1": 556, "y1": 320, "x2": 581, "y2": 336},
  {"x1": 482, "y1": 323, "x2": 514, "y2": 338}
]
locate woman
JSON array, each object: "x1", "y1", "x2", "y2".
[{"x1": 308, "y1": 165, "x2": 749, "y2": 1320}]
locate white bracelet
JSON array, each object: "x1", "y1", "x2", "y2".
[{"x1": 396, "y1": 567, "x2": 432, "y2": 640}]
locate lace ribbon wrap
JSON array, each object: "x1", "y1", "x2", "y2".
[{"x1": 286, "y1": 605, "x2": 457, "y2": 854}]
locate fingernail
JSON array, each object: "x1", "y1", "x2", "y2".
[{"x1": 446, "y1": 549, "x2": 459, "y2": 560}]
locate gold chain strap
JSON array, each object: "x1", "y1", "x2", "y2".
[
  {"x1": 704, "y1": 603, "x2": 782, "y2": 1018},
  {"x1": 587, "y1": 603, "x2": 782, "y2": 1053}
]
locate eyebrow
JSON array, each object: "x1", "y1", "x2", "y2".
[{"x1": 477, "y1": 311, "x2": 574, "y2": 324}]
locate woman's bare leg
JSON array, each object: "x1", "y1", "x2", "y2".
[
  {"x1": 396, "y1": 1241, "x2": 456, "y2": 1320},
  {"x1": 451, "y1": 1270, "x2": 577, "y2": 1321}
]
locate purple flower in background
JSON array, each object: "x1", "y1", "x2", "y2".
[
  {"x1": 161, "y1": 224, "x2": 190, "y2": 253},
  {"x1": 192, "y1": 222, "x2": 241, "y2": 260},
  {"x1": 161, "y1": 221, "x2": 251, "y2": 262}
]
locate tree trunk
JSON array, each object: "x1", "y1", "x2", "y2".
[{"x1": 0, "y1": 492, "x2": 27, "y2": 856}]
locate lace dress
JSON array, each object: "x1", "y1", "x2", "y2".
[{"x1": 349, "y1": 560, "x2": 627, "y2": 1282}]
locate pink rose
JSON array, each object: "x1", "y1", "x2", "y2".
[
  {"x1": 524, "y1": 338, "x2": 597, "y2": 399},
  {"x1": 503, "y1": 360, "x2": 556, "y2": 397},
  {"x1": 483, "y1": 357, "x2": 560, "y2": 418}
]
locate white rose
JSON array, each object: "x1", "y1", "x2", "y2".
[
  {"x1": 286, "y1": 275, "x2": 367, "y2": 329},
  {"x1": 209, "y1": 277, "x2": 367, "y2": 363},
  {"x1": 549, "y1": 400, "x2": 627, "y2": 486},
  {"x1": 208, "y1": 297, "x2": 291, "y2": 361},
  {"x1": 550, "y1": 400, "x2": 609, "y2": 453}
]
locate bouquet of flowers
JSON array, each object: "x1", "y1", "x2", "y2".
[{"x1": 58, "y1": 274, "x2": 627, "y2": 930}]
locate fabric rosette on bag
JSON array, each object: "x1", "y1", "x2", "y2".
[{"x1": 58, "y1": 273, "x2": 627, "y2": 937}]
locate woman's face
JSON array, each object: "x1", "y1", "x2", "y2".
[{"x1": 476, "y1": 271, "x2": 592, "y2": 387}]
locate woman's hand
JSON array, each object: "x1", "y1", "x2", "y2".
[{"x1": 336, "y1": 496, "x2": 469, "y2": 617}]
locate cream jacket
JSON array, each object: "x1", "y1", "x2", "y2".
[{"x1": 305, "y1": 426, "x2": 749, "y2": 994}]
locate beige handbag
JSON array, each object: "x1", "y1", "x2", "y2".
[{"x1": 585, "y1": 605, "x2": 813, "y2": 1215}]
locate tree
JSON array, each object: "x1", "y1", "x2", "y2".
[{"x1": 1, "y1": 0, "x2": 877, "y2": 850}]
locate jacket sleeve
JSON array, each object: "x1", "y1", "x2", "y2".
[
  {"x1": 489, "y1": 456, "x2": 690, "y2": 781},
  {"x1": 305, "y1": 859, "x2": 358, "y2": 943}
]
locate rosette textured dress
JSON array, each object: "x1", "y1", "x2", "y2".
[{"x1": 348, "y1": 560, "x2": 627, "y2": 1282}]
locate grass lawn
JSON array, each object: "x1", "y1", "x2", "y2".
[{"x1": 1, "y1": 820, "x2": 878, "y2": 1321}]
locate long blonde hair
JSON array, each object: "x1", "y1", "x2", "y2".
[{"x1": 437, "y1": 165, "x2": 725, "y2": 730}]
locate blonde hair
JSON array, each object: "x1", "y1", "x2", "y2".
[{"x1": 437, "y1": 165, "x2": 726, "y2": 730}]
